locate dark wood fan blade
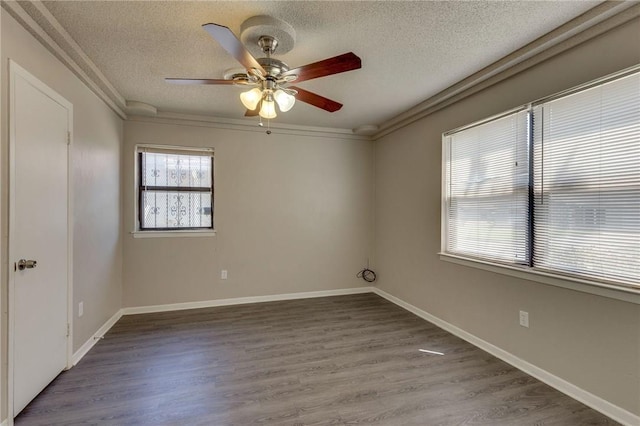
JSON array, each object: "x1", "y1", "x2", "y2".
[
  {"x1": 202, "y1": 23, "x2": 266, "y2": 74},
  {"x1": 165, "y1": 78, "x2": 238, "y2": 85},
  {"x1": 290, "y1": 86, "x2": 343, "y2": 112},
  {"x1": 283, "y1": 52, "x2": 361, "y2": 83}
]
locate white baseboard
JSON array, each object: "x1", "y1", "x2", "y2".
[
  {"x1": 371, "y1": 287, "x2": 639, "y2": 426},
  {"x1": 72, "y1": 309, "x2": 123, "y2": 366},
  {"x1": 71, "y1": 288, "x2": 372, "y2": 367},
  {"x1": 122, "y1": 286, "x2": 375, "y2": 315}
]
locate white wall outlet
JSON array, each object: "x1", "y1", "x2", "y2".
[
  {"x1": 221, "y1": 270, "x2": 228, "y2": 280},
  {"x1": 78, "y1": 301, "x2": 84, "y2": 318},
  {"x1": 519, "y1": 310, "x2": 529, "y2": 328}
]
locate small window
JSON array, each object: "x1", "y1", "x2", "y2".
[{"x1": 137, "y1": 146, "x2": 214, "y2": 231}]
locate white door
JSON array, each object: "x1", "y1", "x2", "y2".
[{"x1": 10, "y1": 62, "x2": 71, "y2": 416}]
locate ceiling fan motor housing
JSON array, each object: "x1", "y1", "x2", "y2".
[{"x1": 257, "y1": 57, "x2": 289, "y2": 77}]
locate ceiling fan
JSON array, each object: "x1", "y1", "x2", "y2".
[{"x1": 166, "y1": 16, "x2": 362, "y2": 120}]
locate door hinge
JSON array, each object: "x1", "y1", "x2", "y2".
[
  {"x1": 67, "y1": 131, "x2": 71, "y2": 145},
  {"x1": 67, "y1": 323, "x2": 70, "y2": 337}
]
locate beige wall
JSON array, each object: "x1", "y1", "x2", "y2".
[
  {"x1": 374, "y1": 18, "x2": 640, "y2": 416},
  {"x1": 1, "y1": 8, "x2": 123, "y2": 417},
  {"x1": 123, "y1": 121, "x2": 374, "y2": 307}
]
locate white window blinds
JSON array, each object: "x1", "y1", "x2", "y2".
[
  {"x1": 532, "y1": 73, "x2": 640, "y2": 286},
  {"x1": 445, "y1": 110, "x2": 530, "y2": 264}
]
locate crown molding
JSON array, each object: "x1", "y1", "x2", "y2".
[
  {"x1": 373, "y1": 1, "x2": 640, "y2": 140},
  {"x1": 1, "y1": 0, "x2": 127, "y2": 119},
  {"x1": 29, "y1": 1, "x2": 126, "y2": 108},
  {"x1": 3, "y1": 1, "x2": 371, "y2": 139},
  {"x1": 128, "y1": 112, "x2": 371, "y2": 141},
  {"x1": 6, "y1": 1, "x2": 637, "y2": 139}
]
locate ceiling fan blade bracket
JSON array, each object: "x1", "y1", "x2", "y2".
[
  {"x1": 232, "y1": 80, "x2": 256, "y2": 87},
  {"x1": 277, "y1": 75, "x2": 298, "y2": 84},
  {"x1": 248, "y1": 67, "x2": 265, "y2": 80}
]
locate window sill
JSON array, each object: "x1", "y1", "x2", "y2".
[
  {"x1": 131, "y1": 230, "x2": 216, "y2": 239},
  {"x1": 439, "y1": 252, "x2": 640, "y2": 305}
]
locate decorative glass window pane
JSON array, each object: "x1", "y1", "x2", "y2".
[
  {"x1": 141, "y1": 153, "x2": 212, "y2": 188},
  {"x1": 141, "y1": 191, "x2": 212, "y2": 229},
  {"x1": 138, "y1": 147, "x2": 214, "y2": 231}
]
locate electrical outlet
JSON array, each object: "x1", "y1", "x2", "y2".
[
  {"x1": 221, "y1": 270, "x2": 228, "y2": 280},
  {"x1": 519, "y1": 310, "x2": 529, "y2": 328},
  {"x1": 79, "y1": 301, "x2": 84, "y2": 318}
]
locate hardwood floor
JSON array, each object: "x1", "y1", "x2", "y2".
[{"x1": 16, "y1": 293, "x2": 618, "y2": 425}]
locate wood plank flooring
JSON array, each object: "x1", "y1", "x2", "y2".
[{"x1": 16, "y1": 293, "x2": 618, "y2": 425}]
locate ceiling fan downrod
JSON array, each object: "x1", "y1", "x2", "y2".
[{"x1": 258, "y1": 35, "x2": 278, "y2": 56}]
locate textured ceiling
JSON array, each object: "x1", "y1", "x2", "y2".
[{"x1": 33, "y1": 1, "x2": 600, "y2": 130}]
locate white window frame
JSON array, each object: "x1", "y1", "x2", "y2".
[
  {"x1": 132, "y1": 144, "x2": 216, "y2": 238},
  {"x1": 441, "y1": 65, "x2": 640, "y2": 304}
]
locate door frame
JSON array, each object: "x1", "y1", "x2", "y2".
[{"x1": 7, "y1": 60, "x2": 74, "y2": 421}]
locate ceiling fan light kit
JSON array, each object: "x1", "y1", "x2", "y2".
[
  {"x1": 274, "y1": 89, "x2": 295, "y2": 112},
  {"x1": 165, "y1": 15, "x2": 362, "y2": 125},
  {"x1": 240, "y1": 87, "x2": 262, "y2": 110},
  {"x1": 259, "y1": 94, "x2": 277, "y2": 119},
  {"x1": 237, "y1": 34, "x2": 297, "y2": 119}
]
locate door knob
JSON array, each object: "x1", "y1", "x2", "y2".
[{"x1": 17, "y1": 259, "x2": 37, "y2": 270}]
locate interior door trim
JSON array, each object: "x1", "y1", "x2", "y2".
[{"x1": 7, "y1": 59, "x2": 74, "y2": 422}]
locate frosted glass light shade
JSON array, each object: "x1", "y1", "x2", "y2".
[
  {"x1": 240, "y1": 88, "x2": 262, "y2": 110},
  {"x1": 259, "y1": 99, "x2": 277, "y2": 119},
  {"x1": 274, "y1": 89, "x2": 296, "y2": 112}
]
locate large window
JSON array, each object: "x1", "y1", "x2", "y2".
[
  {"x1": 442, "y1": 69, "x2": 639, "y2": 290},
  {"x1": 444, "y1": 109, "x2": 530, "y2": 265},
  {"x1": 137, "y1": 146, "x2": 214, "y2": 231}
]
